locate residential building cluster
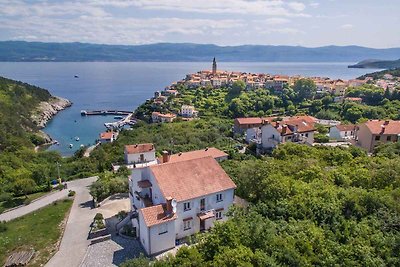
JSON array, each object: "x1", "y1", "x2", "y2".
[
  {"x1": 370, "y1": 73, "x2": 400, "y2": 91},
  {"x1": 234, "y1": 114, "x2": 400, "y2": 153},
  {"x1": 125, "y1": 145, "x2": 236, "y2": 256},
  {"x1": 234, "y1": 115, "x2": 317, "y2": 150}
]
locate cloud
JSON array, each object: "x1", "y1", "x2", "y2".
[
  {"x1": 341, "y1": 24, "x2": 354, "y2": 29},
  {"x1": 309, "y1": 2, "x2": 320, "y2": 8},
  {"x1": 90, "y1": 0, "x2": 310, "y2": 17},
  {"x1": 287, "y1": 2, "x2": 306, "y2": 12}
]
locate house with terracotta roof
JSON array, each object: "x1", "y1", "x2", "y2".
[
  {"x1": 261, "y1": 116, "x2": 316, "y2": 149},
  {"x1": 124, "y1": 144, "x2": 156, "y2": 165},
  {"x1": 158, "y1": 147, "x2": 228, "y2": 164},
  {"x1": 233, "y1": 117, "x2": 271, "y2": 135},
  {"x1": 151, "y1": 112, "x2": 176, "y2": 123},
  {"x1": 99, "y1": 131, "x2": 118, "y2": 143},
  {"x1": 329, "y1": 124, "x2": 356, "y2": 140},
  {"x1": 129, "y1": 156, "x2": 236, "y2": 256},
  {"x1": 356, "y1": 120, "x2": 400, "y2": 152}
]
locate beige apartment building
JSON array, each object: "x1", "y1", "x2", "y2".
[{"x1": 357, "y1": 120, "x2": 400, "y2": 152}]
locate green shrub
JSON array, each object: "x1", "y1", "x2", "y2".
[
  {"x1": 0, "y1": 192, "x2": 12, "y2": 202},
  {"x1": 68, "y1": 190, "x2": 76, "y2": 197},
  {"x1": 94, "y1": 213, "x2": 104, "y2": 220},
  {"x1": 0, "y1": 221, "x2": 7, "y2": 232},
  {"x1": 23, "y1": 198, "x2": 31, "y2": 205}
]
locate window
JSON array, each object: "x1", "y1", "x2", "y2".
[
  {"x1": 216, "y1": 211, "x2": 223, "y2": 220},
  {"x1": 158, "y1": 224, "x2": 168, "y2": 235},
  {"x1": 216, "y1": 193, "x2": 223, "y2": 202},
  {"x1": 184, "y1": 202, "x2": 191, "y2": 211},
  {"x1": 387, "y1": 136, "x2": 392, "y2": 141},
  {"x1": 183, "y1": 220, "x2": 191, "y2": 230},
  {"x1": 305, "y1": 133, "x2": 309, "y2": 137},
  {"x1": 200, "y1": 198, "x2": 206, "y2": 211},
  {"x1": 375, "y1": 135, "x2": 380, "y2": 141}
]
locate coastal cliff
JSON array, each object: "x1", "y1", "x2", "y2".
[{"x1": 31, "y1": 96, "x2": 72, "y2": 128}]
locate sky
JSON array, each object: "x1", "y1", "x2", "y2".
[{"x1": 0, "y1": 0, "x2": 399, "y2": 48}]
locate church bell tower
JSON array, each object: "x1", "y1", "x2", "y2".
[{"x1": 212, "y1": 57, "x2": 217, "y2": 75}]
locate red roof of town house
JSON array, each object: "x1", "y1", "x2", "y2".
[
  {"x1": 125, "y1": 143, "x2": 155, "y2": 154},
  {"x1": 284, "y1": 118, "x2": 316, "y2": 133},
  {"x1": 235, "y1": 117, "x2": 274, "y2": 126},
  {"x1": 335, "y1": 124, "x2": 356, "y2": 132},
  {"x1": 149, "y1": 156, "x2": 236, "y2": 202},
  {"x1": 362, "y1": 120, "x2": 400, "y2": 135},
  {"x1": 100, "y1": 132, "x2": 113, "y2": 140},
  {"x1": 139, "y1": 204, "x2": 177, "y2": 227},
  {"x1": 161, "y1": 147, "x2": 228, "y2": 164}
]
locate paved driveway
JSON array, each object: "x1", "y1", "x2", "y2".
[
  {"x1": 46, "y1": 177, "x2": 98, "y2": 267},
  {"x1": 0, "y1": 177, "x2": 97, "y2": 222}
]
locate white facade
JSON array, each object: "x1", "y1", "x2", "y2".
[
  {"x1": 245, "y1": 127, "x2": 262, "y2": 143},
  {"x1": 129, "y1": 166, "x2": 235, "y2": 256},
  {"x1": 329, "y1": 126, "x2": 355, "y2": 141},
  {"x1": 181, "y1": 105, "x2": 198, "y2": 118},
  {"x1": 261, "y1": 124, "x2": 315, "y2": 149},
  {"x1": 261, "y1": 124, "x2": 282, "y2": 148},
  {"x1": 125, "y1": 150, "x2": 156, "y2": 165}
]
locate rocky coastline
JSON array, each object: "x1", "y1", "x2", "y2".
[{"x1": 31, "y1": 96, "x2": 72, "y2": 129}]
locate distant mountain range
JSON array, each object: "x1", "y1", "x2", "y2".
[
  {"x1": 348, "y1": 59, "x2": 400, "y2": 69},
  {"x1": 0, "y1": 41, "x2": 400, "y2": 62}
]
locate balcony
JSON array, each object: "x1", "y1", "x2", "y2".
[{"x1": 134, "y1": 191, "x2": 153, "y2": 207}]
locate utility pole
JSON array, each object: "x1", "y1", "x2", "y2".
[{"x1": 56, "y1": 161, "x2": 61, "y2": 182}]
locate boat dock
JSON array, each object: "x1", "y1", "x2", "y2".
[
  {"x1": 104, "y1": 113, "x2": 137, "y2": 129},
  {"x1": 81, "y1": 110, "x2": 132, "y2": 116}
]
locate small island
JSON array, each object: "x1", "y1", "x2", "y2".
[{"x1": 348, "y1": 58, "x2": 400, "y2": 69}]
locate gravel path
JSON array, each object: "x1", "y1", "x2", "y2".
[
  {"x1": 81, "y1": 236, "x2": 144, "y2": 267},
  {"x1": 0, "y1": 177, "x2": 97, "y2": 222}
]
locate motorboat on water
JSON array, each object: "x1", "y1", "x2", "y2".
[
  {"x1": 69, "y1": 143, "x2": 73, "y2": 148},
  {"x1": 75, "y1": 137, "x2": 80, "y2": 141}
]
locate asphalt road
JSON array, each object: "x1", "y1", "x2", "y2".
[{"x1": 0, "y1": 177, "x2": 97, "y2": 222}]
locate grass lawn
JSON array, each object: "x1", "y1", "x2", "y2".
[
  {"x1": 0, "y1": 191, "x2": 51, "y2": 214},
  {"x1": 0, "y1": 199, "x2": 73, "y2": 267}
]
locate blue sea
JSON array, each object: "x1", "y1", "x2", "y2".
[{"x1": 0, "y1": 62, "x2": 377, "y2": 156}]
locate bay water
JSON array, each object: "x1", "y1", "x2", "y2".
[{"x1": 0, "y1": 62, "x2": 376, "y2": 156}]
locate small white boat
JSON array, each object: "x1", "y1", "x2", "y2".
[
  {"x1": 75, "y1": 137, "x2": 80, "y2": 141},
  {"x1": 69, "y1": 143, "x2": 73, "y2": 148},
  {"x1": 80, "y1": 144, "x2": 84, "y2": 148}
]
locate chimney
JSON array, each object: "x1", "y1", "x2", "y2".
[
  {"x1": 162, "y1": 150, "x2": 170, "y2": 163},
  {"x1": 276, "y1": 121, "x2": 280, "y2": 128},
  {"x1": 384, "y1": 120, "x2": 390, "y2": 125},
  {"x1": 165, "y1": 196, "x2": 173, "y2": 215},
  {"x1": 381, "y1": 126, "x2": 385, "y2": 134},
  {"x1": 205, "y1": 147, "x2": 209, "y2": 151}
]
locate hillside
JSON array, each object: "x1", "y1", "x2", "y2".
[
  {"x1": 348, "y1": 59, "x2": 400, "y2": 69},
  {"x1": 1, "y1": 41, "x2": 400, "y2": 62},
  {"x1": 0, "y1": 76, "x2": 71, "y2": 151}
]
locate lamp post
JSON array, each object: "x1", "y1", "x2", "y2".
[{"x1": 56, "y1": 161, "x2": 61, "y2": 182}]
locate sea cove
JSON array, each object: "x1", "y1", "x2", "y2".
[{"x1": 0, "y1": 62, "x2": 375, "y2": 156}]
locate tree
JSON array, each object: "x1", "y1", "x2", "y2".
[
  {"x1": 13, "y1": 178, "x2": 36, "y2": 197},
  {"x1": 230, "y1": 80, "x2": 246, "y2": 95},
  {"x1": 293, "y1": 78, "x2": 317, "y2": 102}
]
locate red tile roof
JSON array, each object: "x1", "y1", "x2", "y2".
[
  {"x1": 139, "y1": 204, "x2": 177, "y2": 227},
  {"x1": 125, "y1": 143, "x2": 155, "y2": 154},
  {"x1": 150, "y1": 156, "x2": 236, "y2": 202},
  {"x1": 335, "y1": 124, "x2": 356, "y2": 132},
  {"x1": 100, "y1": 132, "x2": 113, "y2": 139},
  {"x1": 161, "y1": 148, "x2": 228, "y2": 163},
  {"x1": 235, "y1": 117, "x2": 274, "y2": 126},
  {"x1": 362, "y1": 120, "x2": 400, "y2": 135}
]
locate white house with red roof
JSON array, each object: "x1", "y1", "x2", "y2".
[
  {"x1": 329, "y1": 124, "x2": 356, "y2": 141},
  {"x1": 128, "y1": 148, "x2": 236, "y2": 256},
  {"x1": 124, "y1": 144, "x2": 156, "y2": 165},
  {"x1": 261, "y1": 116, "x2": 317, "y2": 149},
  {"x1": 99, "y1": 131, "x2": 118, "y2": 144}
]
